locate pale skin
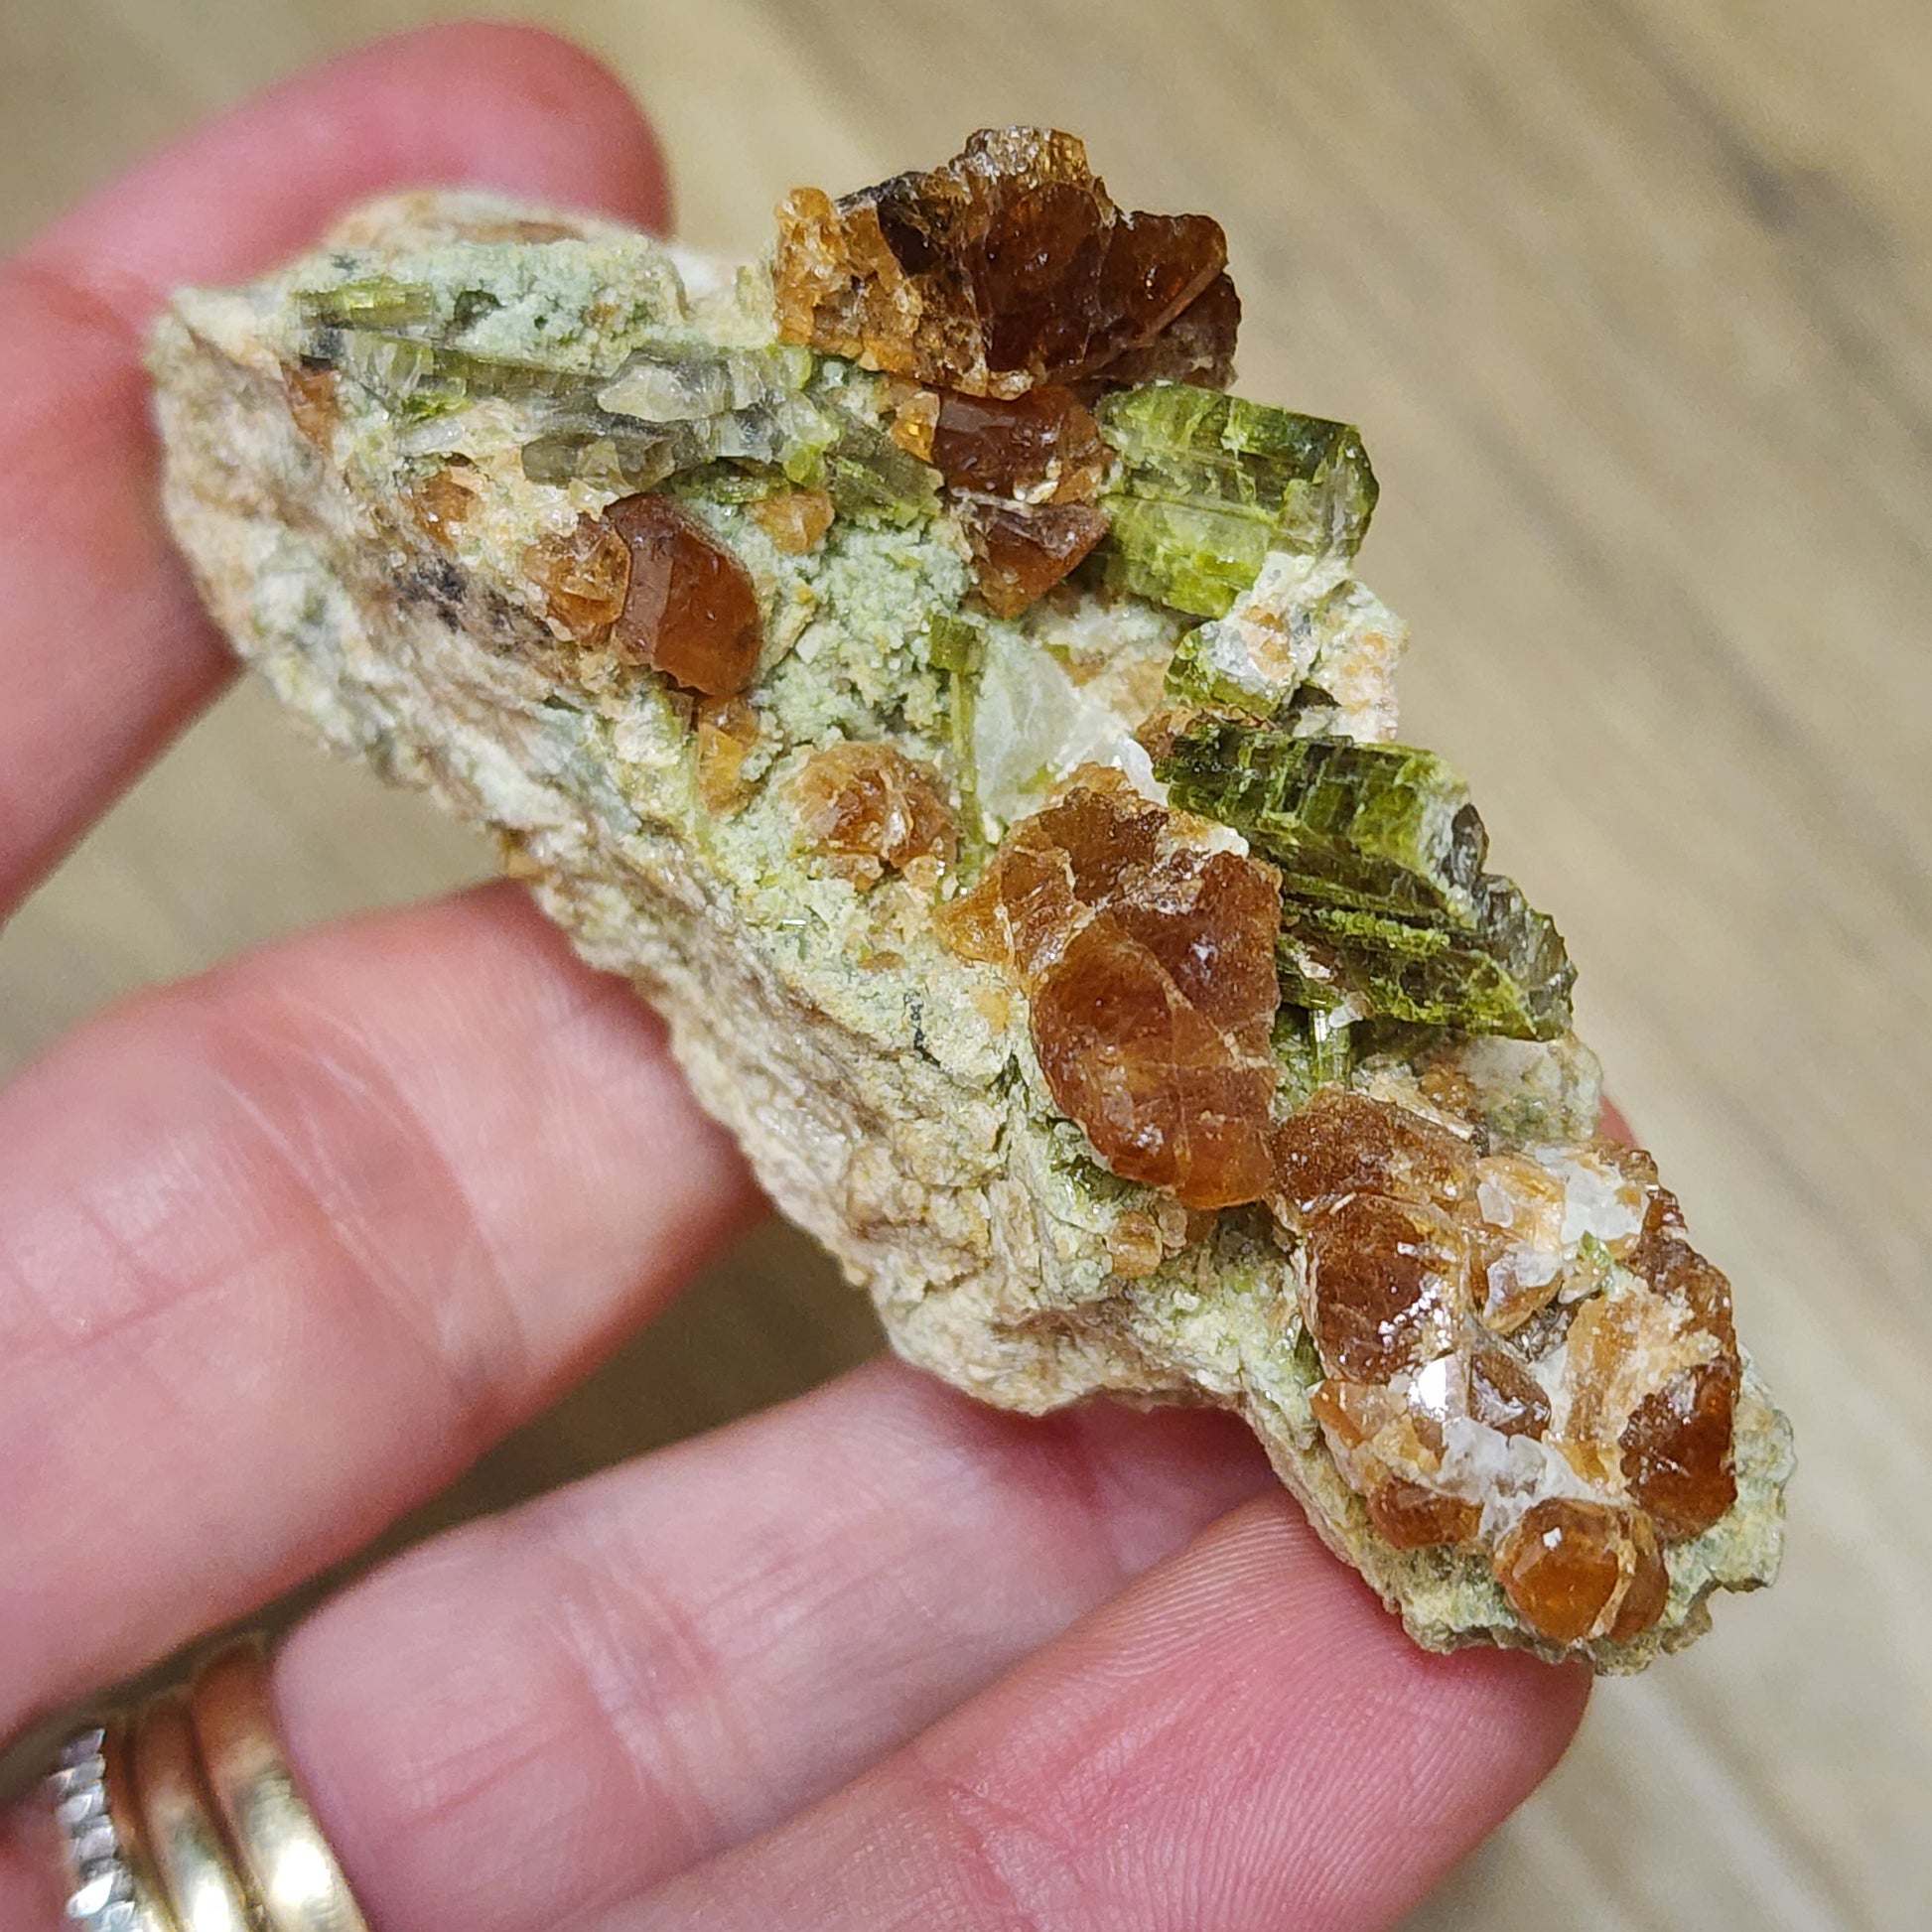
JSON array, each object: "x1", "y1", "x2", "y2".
[{"x1": 0, "y1": 28, "x2": 1593, "y2": 1929}]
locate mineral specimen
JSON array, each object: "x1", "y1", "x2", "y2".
[{"x1": 149, "y1": 132, "x2": 1788, "y2": 1672}]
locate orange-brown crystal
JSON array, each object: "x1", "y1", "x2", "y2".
[
  {"x1": 695, "y1": 697, "x2": 761, "y2": 814},
  {"x1": 284, "y1": 363, "x2": 342, "y2": 447},
  {"x1": 930, "y1": 386, "x2": 1108, "y2": 502},
  {"x1": 774, "y1": 128, "x2": 1233, "y2": 398},
  {"x1": 1469, "y1": 1343, "x2": 1552, "y2": 1439},
  {"x1": 1494, "y1": 1498, "x2": 1666, "y2": 1645},
  {"x1": 954, "y1": 499, "x2": 1110, "y2": 618},
  {"x1": 791, "y1": 742, "x2": 956, "y2": 887},
  {"x1": 522, "y1": 512, "x2": 629, "y2": 640},
  {"x1": 940, "y1": 771, "x2": 1281, "y2": 1207},
  {"x1": 601, "y1": 494, "x2": 762, "y2": 698},
  {"x1": 1303, "y1": 1193, "x2": 1466, "y2": 1383},
  {"x1": 748, "y1": 488, "x2": 836, "y2": 555},
  {"x1": 1367, "y1": 1479, "x2": 1481, "y2": 1552}
]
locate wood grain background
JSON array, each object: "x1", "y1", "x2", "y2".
[{"x1": 2, "y1": 3, "x2": 1925, "y2": 1925}]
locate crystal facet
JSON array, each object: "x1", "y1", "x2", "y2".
[{"x1": 600, "y1": 494, "x2": 763, "y2": 697}]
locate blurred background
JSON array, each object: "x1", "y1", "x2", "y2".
[{"x1": 2, "y1": 2, "x2": 1927, "y2": 1925}]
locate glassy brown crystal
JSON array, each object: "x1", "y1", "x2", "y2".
[
  {"x1": 1269, "y1": 1087, "x2": 1470, "y2": 1223},
  {"x1": 405, "y1": 465, "x2": 479, "y2": 554},
  {"x1": 1493, "y1": 1497, "x2": 1649, "y2": 1645},
  {"x1": 774, "y1": 128, "x2": 1234, "y2": 398},
  {"x1": 748, "y1": 487, "x2": 836, "y2": 554},
  {"x1": 940, "y1": 770, "x2": 1282, "y2": 1207},
  {"x1": 695, "y1": 696, "x2": 761, "y2": 814},
  {"x1": 930, "y1": 386, "x2": 1108, "y2": 502},
  {"x1": 522, "y1": 512, "x2": 629, "y2": 639},
  {"x1": 1303, "y1": 1193, "x2": 1466, "y2": 1383},
  {"x1": 791, "y1": 741, "x2": 956, "y2": 887},
  {"x1": 1620, "y1": 1360, "x2": 1739, "y2": 1539},
  {"x1": 954, "y1": 498, "x2": 1109, "y2": 618},
  {"x1": 1469, "y1": 1342, "x2": 1552, "y2": 1440},
  {"x1": 1367, "y1": 1478, "x2": 1481, "y2": 1551},
  {"x1": 1085, "y1": 271, "x2": 1241, "y2": 392},
  {"x1": 601, "y1": 494, "x2": 762, "y2": 698},
  {"x1": 284, "y1": 363, "x2": 342, "y2": 446}
]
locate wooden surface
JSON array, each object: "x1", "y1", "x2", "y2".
[{"x1": 2, "y1": 2, "x2": 1925, "y2": 1925}]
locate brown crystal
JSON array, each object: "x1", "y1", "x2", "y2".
[
  {"x1": 930, "y1": 386, "x2": 1108, "y2": 502},
  {"x1": 1493, "y1": 1497, "x2": 1635, "y2": 1645},
  {"x1": 1367, "y1": 1478, "x2": 1481, "y2": 1551},
  {"x1": 1082, "y1": 270, "x2": 1241, "y2": 392},
  {"x1": 791, "y1": 742, "x2": 956, "y2": 887},
  {"x1": 1608, "y1": 1510, "x2": 1671, "y2": 1642},
  {"x1": 774, "y1": 128, "x2": 1233, "y2": 398},
  {"x1": 403, "y1": 465, "x2": 480, "y2": 554},
  {"x1": 601, "y1": 493, "x2": 762, "y2": 698},
  {"x1": 940, "y1": 770, "x2": 1281, "y2": 1207},
  {"x1": 748, "y1": 488, "x2": 836, "y2": 554},
  {"x1": 284, "y1": 363, "x2": 342, "y2": 447},
  {"x1": 1620, "y1": 1360, "x2": 1739, "y2": 1539},
  {"x1": 1303, "y1": 1193, "x2": 1466, "y2": 1383},
  {"x1": 1269, "y1": 1088, "x2": 1470, "y2": 1224},
  {"x1": 522, "y1": 512, "x2": 629, "y2": 640},
  {"x1": 954, "y1": 498, "x2": 1109, "y2": 618},
  {"x1": 1469, "y1": 1343, "x2": 1552, "y2": 1440},
  {"x1": 695, "y1": 696, "x2": 761, "y2": 814}
]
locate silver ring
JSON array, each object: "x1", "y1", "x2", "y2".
[{"x1": 44, "y1": 1721, "x2": 173, "y2": 1932}]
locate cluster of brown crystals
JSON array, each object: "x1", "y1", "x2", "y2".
[
  {"x1": 940, "y1": 768, "x2": 1284, "y2": 1207},
  {"x1": 1271, "y1": 1088, "x2": 1740, "y2": 1644},
  {"x1": 775, "y1": 129, "x2": 1242, "y2": 618},
  {"x1": 938, "y1": 774, "x2": 1741, "y2": 1647}
]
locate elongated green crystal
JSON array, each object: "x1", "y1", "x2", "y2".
[
  {"x1": 1157, "y1": 717, "x2": 1574, "y2": 1039},
  {"x1": 1158, "y1": 718, "x2": 1483, "y2": 919},
  {"x1": 1095, "y1": 384, "x2": 1378, "y2": 618}
]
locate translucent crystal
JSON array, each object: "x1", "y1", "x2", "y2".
[
  {"x1": 929, "y1": 386, "x2": 1108, "y2": 502},
  {"x1": 791, "y1": 742, "x2": 956, "y2": 886},
  {"x1": 940, "y1": 771, "x2": 1282, "y2": 1207},
  {"x1": 1095, "y1": 385, "x2": 1378, "y2": 618},
  {"x1": 601, "y1": 494, "x2": 762, "y2": 697},
  {"x1": 1493, "y1": 1497, "x2": 1667, "y2": 1645},
  {"x1": 1303, "y1": 1193, "x2": 1467, "y2": 1382},
  {"x1": 773, "y1": 129, "x2": 1233, "y2": 398},
  {"x1": 747, "y1": 488, "x2": 836, "y2": 553},
  {"x1": 521, "y1": 513, "x2": 630, "y2": 639},
  {"x1": 954, "y1": 499, "x2": 1109, "y2": 618},
  {"x1": 1158, "y1": 718, "x2": 1576, "y2": 1040}
]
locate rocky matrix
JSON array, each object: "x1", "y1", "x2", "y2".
[{"x1": 149, "y1": 130, "x2": 1790, "y2": 1669}]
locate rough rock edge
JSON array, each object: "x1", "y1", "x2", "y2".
[{"x1": 148, "y1": 190, "x2": 1789, "y2": 1671}]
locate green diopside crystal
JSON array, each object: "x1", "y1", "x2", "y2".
[
  {"x1": 1156, "y1": 717, "x2": 1575, "y2": 1040},
  {"x1": 1158, "y1": 718, "x2": 1483, "y2": 919},
  {"x1": 1094, "y1": 384, "x2": 1378, "y2": 618}
]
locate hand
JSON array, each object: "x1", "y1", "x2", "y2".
[{"x1": 0, "y1": 29, "x2": 1587, "y2": 1929}]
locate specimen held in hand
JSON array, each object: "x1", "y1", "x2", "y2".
[{"x1": 149, "y1": 129, "x2": 1789, "y2": 1671}]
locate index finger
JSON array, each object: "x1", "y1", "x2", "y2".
[{"x1": 0, "y1": 23, "x2": 671, "y2": 923}]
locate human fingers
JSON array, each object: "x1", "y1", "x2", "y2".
[
  {"x1": 618, "y1": 1498, "x2": 1587, "y2": 1932},
  {"x1": 0, "y1": 22, "x2": 669, "y2": 923},
  {"x1": 0, "y1": 1358, "x2": 1272, "y2": 1932},
  {"x1": 0, "y1": 883, "x2": 758, "y2": 1742}
]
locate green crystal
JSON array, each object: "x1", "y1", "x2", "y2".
[
  {"x1": 818, "y1": 420, "x2": 942, "y2": 523},
  {"x1": 1094, "y1": 384, "x2": 1378, "y2": 618},
  {"x1": 1157, "y1": 717, "x2": 1575, "y2": 1040},
  {"x1": 320, "y1": 327, "x2": 600, "y2": 422},
  {"x1": 1273, "y1": 1006, "x2": 1356, "y2": 1104},
  {"x1": 1158, "y1": 717, "x2": 1483, "y2": 920},
  {"x1": 296, "y1": 278, "x2": 438, "y2": 330},
  {"x1": 1163, "y1": 621, "x2": 1287, "y2": 718},
  {"x1": 596, "y1": 343, "x2": 813, "y2": 423}
]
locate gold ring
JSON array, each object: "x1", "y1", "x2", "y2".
[
  {"x1": 131, "y1": 1691, "x2": 255, "y2": 1932},
  {"x1": 99, "y1": 1717, "x2": 180, "y2": 1932},
  {"x1": 189, "y1": 1640, "x2": 369, "y2": 1932}
]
